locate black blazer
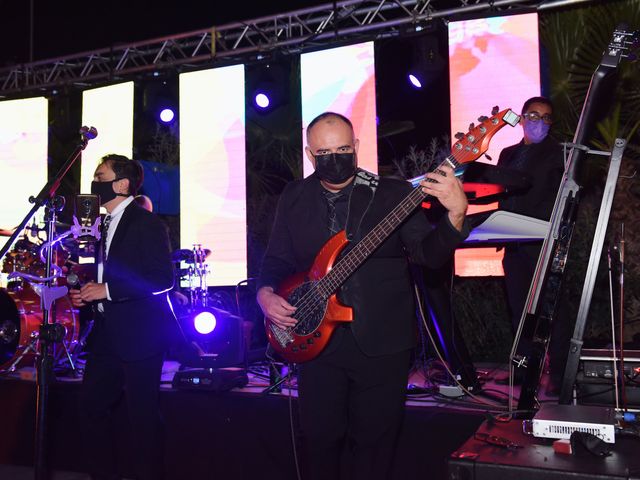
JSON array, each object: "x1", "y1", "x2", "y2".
[
  {"x1": 497, "y1": 136, "x2": 564, "y2": 220},
  {"x1": 96, "y1": 202, "x2": 178, "y2": 361},
  {"x1": 259, "y1": 173, "x2": 468, "y2": 357}
]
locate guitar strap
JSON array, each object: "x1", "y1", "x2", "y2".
[{"x1": 345, "y1": 169, "x2": 379, "y2": 241}]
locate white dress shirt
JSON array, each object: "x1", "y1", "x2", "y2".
[{"x1": 97, "y1": 195, "x2": 134, "y2": 307}]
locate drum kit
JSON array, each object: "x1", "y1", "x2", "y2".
[
  {"x1": 1, "y1": 224, "x2": 215, "y2": 375},
  {"x1": 0, "y1": 224, "x2": 87, "y2": 375}
]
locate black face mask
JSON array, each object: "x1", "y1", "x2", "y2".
[
  {"x1": 314, "y1": 152, "x2": 357, "y2": 184},
  {"x1": 90, "y1": 179, "x2": 127, "y2": 205}
]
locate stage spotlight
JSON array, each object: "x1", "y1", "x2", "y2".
[
  {"x1": 408, "y1": 74, "x2": 423, "y2": 89},
  {"x1": 407, "y1": 34, "x2": 445, "y2": 91},
  {"x1": 178, "y1": 306, "x2": 245, "y2": 369},
  {"x1": 194, "y1": 311, "x2": 217, "y2": 334},
  {"x1": 254, "y1": 92, "x2": 271, "y2": 109},
  {"x1": 250, "y1": 63, "x2": 288, "y2": 113},
  {"x1": 159, "y1": 108, "x2": 175, "y2": 123}
]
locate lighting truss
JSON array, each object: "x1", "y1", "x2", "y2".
[{"x1": 0, "y1": 0, "x2": 595, "y2": 97}]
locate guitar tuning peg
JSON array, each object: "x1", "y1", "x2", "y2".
[
  {"x1": 455, "y1": 132, "x2": 465, "y2": 139},
  {"x1": 491, "y1": 105, "x2": 499, "y2": 115},
  {"x1": 477, "y1": 115, "x2": 489, "y2": 122},
  {"x1": 468, "y1": 122, "x2": 475, "y2": 130}
]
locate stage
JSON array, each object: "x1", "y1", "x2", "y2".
[{"x1": 0, "y1": 363, "x2": 492, "y2": 480}]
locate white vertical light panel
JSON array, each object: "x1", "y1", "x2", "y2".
[
  {"x1": 0, "y1": 97, "x2": 48, "y2": 231},
  {"x1": 81, "y1": 82, "x2": 134, "y2": 192},
  {"x1": 448, "y1": 14, "x2": 541, "y2": 276},
  {"x1": 179, "y1": 65, "x2": 247, "y2": 287},
  {"x1": 301, "y1": 42, "x2": 378, "y2": 177}
]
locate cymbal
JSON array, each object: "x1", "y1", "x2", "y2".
[{"x1": 172, "y1": 248, "x2": 211, "y2": 263}]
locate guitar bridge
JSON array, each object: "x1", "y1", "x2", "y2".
[{"x1": 269, "y1": 323, "x2": 294, "y2": 348}]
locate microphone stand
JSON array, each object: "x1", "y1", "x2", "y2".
[{"x1": 0, "y1": 127, "x2": 97, "y2": 480}]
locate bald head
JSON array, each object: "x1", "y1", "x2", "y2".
[{"x1": 306, "y1": 112, "x2": 355, "y2": 143}]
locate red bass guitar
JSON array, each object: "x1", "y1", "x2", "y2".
[{"x1": 267, "y1": 107, "x2": 520, "y2": 363}]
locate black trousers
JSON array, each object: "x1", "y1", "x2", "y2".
[
  {"x1": 503, "y1": 246, "x2": 539, "y2": 337},
  {"x1": 79, "y1": 348, "x2": 165, "y2": 480},
  {"x1": 298, "y1": 327, "x2": 412, "y2": 480}
]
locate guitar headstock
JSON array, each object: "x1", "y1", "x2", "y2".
[
  {"x1": 450, "y1": 107, "x2": 520, "y2": 166},
  {"x1": 606, "y1": 24, "x2": 639, "y2": 65}
]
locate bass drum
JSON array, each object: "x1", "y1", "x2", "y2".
[{"x1": 0, "y1": 286, "x2": 78, "y2": 373}]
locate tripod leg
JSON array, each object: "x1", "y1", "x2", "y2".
[
  {"x1": 4, "y1": 338, "x2": 38, "y2": 373},
  {"x1": 59, "y1": 340, "x2": 76, "y2": 373}
]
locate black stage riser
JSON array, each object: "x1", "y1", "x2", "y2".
[{"x1": 0, "y1": 379, "x2": 483, "y2": 480}]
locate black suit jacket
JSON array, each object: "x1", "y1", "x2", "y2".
[
  {"x1": 497, "y1": 136, "x2": 564, "y2": 220},
  {"x1": 258, "y1": 173, "x2": 468, "y2": 357},
  {"x1": 95, "y1": 202, "x2": 178, "y2": 361},
  {"x1": 497, "y1": 136, "x2": 565, "y2": 262}
]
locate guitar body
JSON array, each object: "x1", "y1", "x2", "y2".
[{"x1": 266, "y1": 230, "x2": 353, "y2": 363}]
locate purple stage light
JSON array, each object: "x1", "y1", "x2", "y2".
[
  {"x1": 194, "y1": 311, "x2": 217, "y2": 335},
  {"x1": 159, "y1": 108, "x2": 175, "y2": 123},
  {"x1": 408, "y1": 74, "x2": 423, "y2": 89},
  {"x1": 254, "y1": 93, "x2": 270, "y2": 109}
]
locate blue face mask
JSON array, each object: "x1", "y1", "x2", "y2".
[{"x1": 523, "y1": 120, "x2": 550, "y2": 144}]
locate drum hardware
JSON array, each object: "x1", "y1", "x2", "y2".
[
  {"x1": 173, "y1": 244, "x2": 211, "y2": 310},
  {"x1": 4, "y1": 251, "x2": 80, "y2": 376},
  {"x1": 188, "y1": 244, "x2": 210, "y2": 308},
  {"x1": 0, "y1": 125, "x2": 97, "y2": 480},
  {"x1": 2, "y1": 321, "x2": 71, "y2": 375}
]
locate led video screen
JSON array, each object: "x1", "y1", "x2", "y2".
[
  {"x1": 0, "y1": 97, "x2": 48, "y2": 285},
  {"x1": 179, "y1": 65, "x2": 247, "y2": 287},
  {"x1": 81, "y1": 82, "x2": 134, "y2": 193},
  {"x1": 300, "y1": 42, "x2": 378, "y2": 177},
  {"x1": 448, "y1": 13, "x2": 541, "y2": 276}
]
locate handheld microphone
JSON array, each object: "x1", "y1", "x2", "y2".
[
  {"x1": 79, "y1": 126, "x2": 98, "y2": 140},
  {"x1": 66, "y1": 272, "x2": 83, "y2": 290}
]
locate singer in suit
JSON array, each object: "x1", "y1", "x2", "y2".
[
  {"x1": 257, "y1": 112, "x2": 469, "y2": 480},
  {"x1": 69, "y1": 154, "x2": 177, "y2": 480}
]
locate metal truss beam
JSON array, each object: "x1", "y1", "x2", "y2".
[{"x1": 0, "y1": 0, "x2": 595, "y2": 97}]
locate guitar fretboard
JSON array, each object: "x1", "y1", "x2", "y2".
[{"x1": 316, "y1": 154, "x2": 460, "y2": 298}]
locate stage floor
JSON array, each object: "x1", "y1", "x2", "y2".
[{"x1": 0, "y1": 361, "x2": 551, "y2": 480}]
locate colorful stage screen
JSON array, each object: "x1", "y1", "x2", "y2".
[
  {"x1": 179, "y1": 65, "x2": 247, "y2": 287},
  {"x1": 300, "y1": 42, "x2": 378, "y2": 177},
  {"x1": 448, "y1": 13, "x2": 541, "y2": 276},
  {"x1": 81, "y1": 82, "x2": 134, "y2": 193},
  {"x1": 0, "y1": 97, "x2": 48, "y2": 279}
]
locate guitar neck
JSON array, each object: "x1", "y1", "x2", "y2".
[{"x1": 317, "y1": 155, "x2": 459, "y2": 297}]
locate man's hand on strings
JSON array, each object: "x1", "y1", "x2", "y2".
[
  {"x1": 420, "y1": 165, "x2": 468, "y2": 231},
  {"x1": 257, "y1": 286, "x2": 298, "y2": 329}
]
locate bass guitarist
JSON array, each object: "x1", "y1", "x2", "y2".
[{"x1": 257, "y1": 112, "x2": 469, "y2": 480}]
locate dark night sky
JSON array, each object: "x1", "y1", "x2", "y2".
[{"x1": 0, "y1": 0, "x2": 327, "y2": 66}]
